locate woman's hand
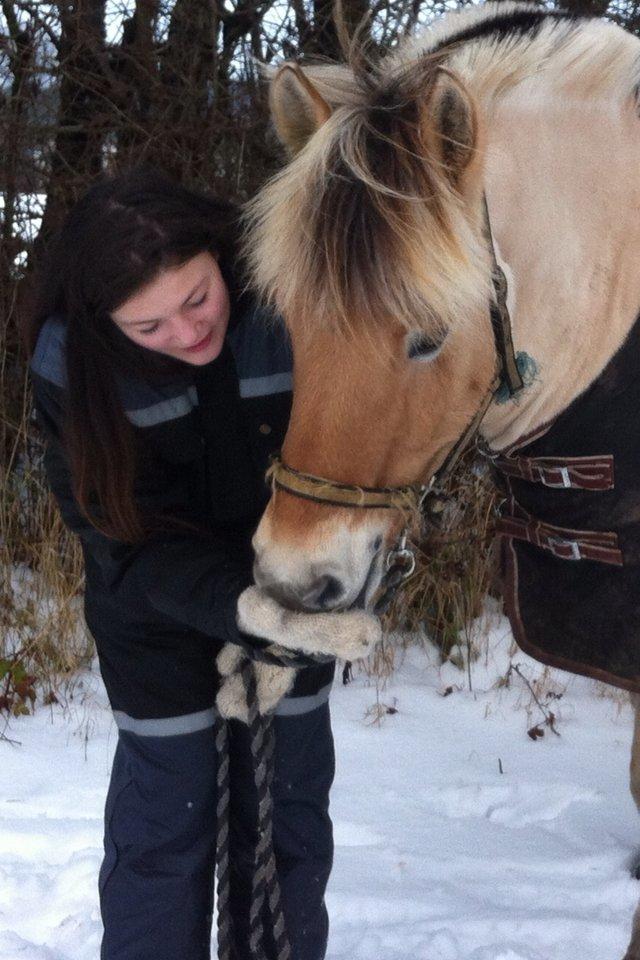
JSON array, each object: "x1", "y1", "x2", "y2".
[{"x1": 236, "y1": 585, "x2": 382, "y2": 662}]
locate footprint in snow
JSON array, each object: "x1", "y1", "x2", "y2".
[
  {"x1": 423, "y1": 782, "x2": 600, "y2": 827},
  {"x1": 468, "y1": 945, "x2": 546, "y2": 960},
  {"x1": 0, "y1": 931, "x2": 61, "y2": 960}
]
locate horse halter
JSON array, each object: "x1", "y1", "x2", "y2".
[{"x1": 267, "y1": 195, "x2": 523, "y2": 611}]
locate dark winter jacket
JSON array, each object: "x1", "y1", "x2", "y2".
[{"x1": 30, "y1": 303, "x2": 334, "y2": 725}]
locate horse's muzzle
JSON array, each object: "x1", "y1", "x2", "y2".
[{"x1": 253, "y1": 544, "x2": 383, "y2": 614}]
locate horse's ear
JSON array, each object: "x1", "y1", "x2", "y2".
[
  {"x1": 270, "y1": 64, "x2": 332, "y2": 155},
  {"x1": 425, "y1": 69, "x2": 478, "y2": 190}
]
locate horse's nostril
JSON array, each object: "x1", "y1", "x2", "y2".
[
  {"x1": 304, "y1": 575, "x2": 343, "y2": 611},
  {"x1": 372, "y1": 535, "x2": 383, "y2": 552},
  {"x1": 260, "y1": 574, "x2": 344, "y2": 613}
]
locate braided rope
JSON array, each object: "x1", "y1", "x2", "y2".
[
  {"x1": 214, "y1": 715, "x2": 233, "y2": 960},
  {"x1": 214, "y1": 658, "x2": 292, "y2": 960},
  {"x1": 244, "y1": 661, "x2": 269, "y2": 960},
  {"x1": 262, "y1": 720, "x2": 291, "y2": 959}
]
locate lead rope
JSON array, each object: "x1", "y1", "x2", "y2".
[
  {"x1": 214, "y1": 660, "x2": 292, "y2": 960},
  {"x1": 214, "y1": 714, "x2": 233, "y2": 960}
]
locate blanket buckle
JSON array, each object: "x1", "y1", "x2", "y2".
[
  {"x1": 542, "y1": 466, "x2": 572, "y2": 489},
  {"x1": 549, "y1": 536, "x2": 582, "y2": 560}
]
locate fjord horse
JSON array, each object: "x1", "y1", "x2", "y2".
[{"x1": 245, "y1": 4, "x2": 640, "y2": 955}]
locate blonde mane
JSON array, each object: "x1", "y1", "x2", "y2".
[{"x1": 244, "y1": 3, "x2": 640, "y2": 340}]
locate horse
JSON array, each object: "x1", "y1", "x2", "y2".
[{"x1": 243, "y1": 4, "x2": 640, "y2": 956}]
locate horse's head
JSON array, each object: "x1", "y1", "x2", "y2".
[{"x1": 245, "y1": 57, "x2": 498, "y2": 612}]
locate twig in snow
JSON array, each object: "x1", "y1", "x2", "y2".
[{"x1": 507, "y1": 663, "x2": 561, "y2": 738}]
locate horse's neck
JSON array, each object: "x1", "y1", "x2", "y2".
[{"x1": 479, "y1": 89, "x2": 640, "y2": 451}]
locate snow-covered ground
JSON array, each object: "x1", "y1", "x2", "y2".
[{"x1": 1, "y1": 607, "x2": 639, "y2": 960}]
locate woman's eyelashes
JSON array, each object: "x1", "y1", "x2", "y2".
[
  {"x1": 138, "y1": 292, "x2": 208, "y2": 335},
  {"x1": 189, "y1": 291, "x2": 207, "y2": 309}
]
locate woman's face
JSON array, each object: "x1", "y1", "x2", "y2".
[{"x1": 111, "y1": 251, "x2": 230, "y2": 366}]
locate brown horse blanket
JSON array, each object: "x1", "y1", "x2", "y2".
[{"x1": 491, "y1": 312, "x2": 640, "y2": 693}]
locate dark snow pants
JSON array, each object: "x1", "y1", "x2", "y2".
[{"x1": 99, "y1": 702, "x2": 335, "y2": 960}]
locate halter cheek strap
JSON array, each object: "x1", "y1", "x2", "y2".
[{"x1": 483, "y1": 195, "x2": 524, "y2": 398}]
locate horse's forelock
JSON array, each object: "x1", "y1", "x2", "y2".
[{"x1": 244, "y1": 55, "x2": 489, "y2": 340}]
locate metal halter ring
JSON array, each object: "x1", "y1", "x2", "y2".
[{"x1": 385, "y1": 530, "x2": 417, "y2": 579}]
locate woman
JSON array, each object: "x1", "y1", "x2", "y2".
[{"x1": 28, "y1": 169, "x2": 381, "y2": 960}]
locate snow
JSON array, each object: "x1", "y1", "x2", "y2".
[{"x1": 1, "y1": 608, "x2": 639, "y2": 960}]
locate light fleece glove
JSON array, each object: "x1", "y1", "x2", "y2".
[
  {"x1": 215, "y1": 643, "x2": 296, "y2": 723},
  {"x1": 215, "y1": 586, "x2": 382, "y2": 723},
  {"x1": 237, "y1": 585, "x2": 382, "y2": 661}
]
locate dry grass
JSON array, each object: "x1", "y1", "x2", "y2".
[
  {"x1": 384, "y1": 446, "x2": 500, "y2": 667},
  {"x1": 354, "y1": 445, "x2": 503, "y2": 716},
  {"x1": 1, "y1": 344, "x2": 89, "y2": 717}
]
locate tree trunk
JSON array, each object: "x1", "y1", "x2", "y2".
[
  {"x1": 1, "y1": 3, "x2": 35, "y2": 322},
  {"x1": 157, "y1": 0, "x2": 218, "y2": 181},
  {"x1": 38, "y1": 0, "x2": 108, "y2": 246},
  {"x1": 113, "y1": 0, "x2": 161, "y2": 162}
]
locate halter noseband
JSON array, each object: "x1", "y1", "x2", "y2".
[
  {"x1": 266, "y1": 457, "x2": 431, "y2": 514},
  {"x1": 266, "y1": 195, "x2": 523, "y2": 611}
]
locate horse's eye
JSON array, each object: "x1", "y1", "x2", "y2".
[{"x1": 406, "y1": 331, "x2": 447, "y2": 361}]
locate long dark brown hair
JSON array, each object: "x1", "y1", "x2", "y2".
[{"x1": 29, "y1": 168, "x2": 244, "y2": 543}]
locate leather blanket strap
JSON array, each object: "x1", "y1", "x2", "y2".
[
  {"x1": 491, "y1": 453, "x2": 614, "y2": 492},
  {"x1": 495, "y1": 501, "x2": 623, "y2": 566}
]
